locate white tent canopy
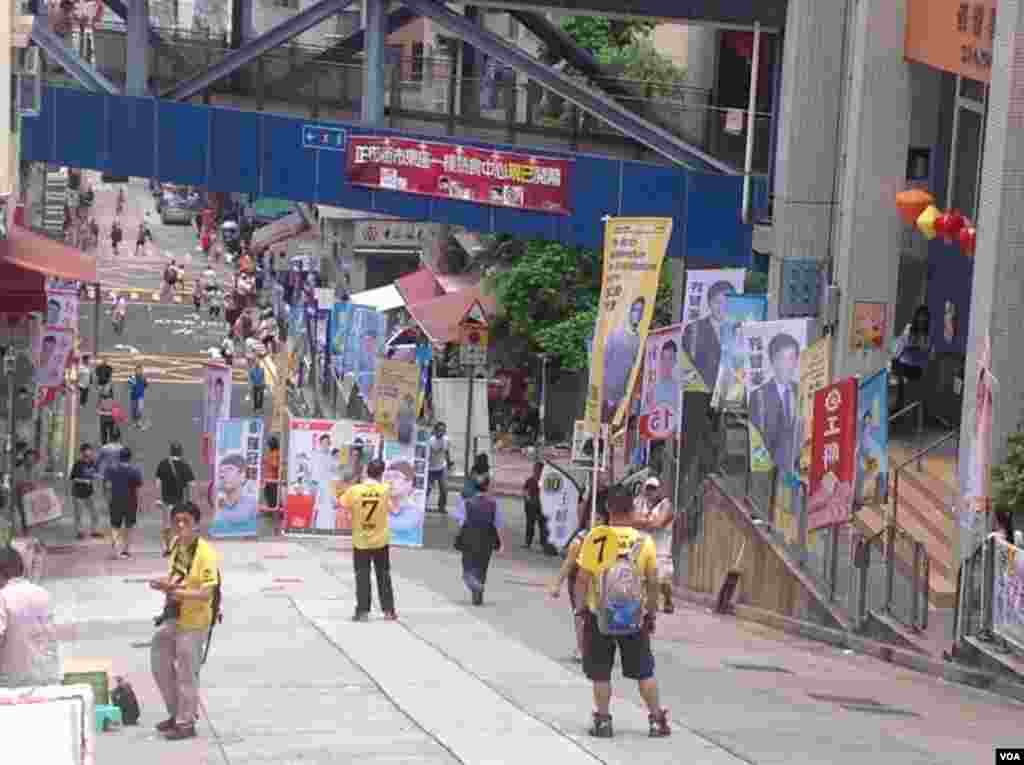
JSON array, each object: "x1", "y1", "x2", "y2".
[{"x1": 349, "y1": 284, "x2": 405, "y2": 313}]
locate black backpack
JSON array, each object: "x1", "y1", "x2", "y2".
[{"x1": 110, "y1": 677, "x2": 140, "y2": 725}]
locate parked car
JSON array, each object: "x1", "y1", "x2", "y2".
[{"x1": 161, "y1": 205, "x2": 193, "y2": 225}]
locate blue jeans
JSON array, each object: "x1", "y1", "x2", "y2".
[{"x1": 131, "y1": 398, "x2": 144, "y2": 422}]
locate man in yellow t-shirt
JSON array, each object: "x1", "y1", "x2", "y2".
[
  {"x1": 573, "y1": 486, "x2": 670, "y2": 740},
  {"x1": 148, "y1": 502, "x2": 220, "y2": 740},
  {"x1": 340, "y1": 459, "x2": 397, "y2": 622}
]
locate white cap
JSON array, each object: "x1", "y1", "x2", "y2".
[{"x1": 644, "y1": 477, "x2": 661, "y2": 489}]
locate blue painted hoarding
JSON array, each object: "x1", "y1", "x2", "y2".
[{"x1": 22, "y1": 86, "x2": 757, "y2": 267}]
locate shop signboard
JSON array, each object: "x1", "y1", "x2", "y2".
[
  {"x1": 905, "y1": 0, "x2": 995, "y2": 81},
  {"x1": 346, "y1": 136, "x2": 573, "y2": 215}
]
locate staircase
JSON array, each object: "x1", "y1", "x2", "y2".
[
  {"x1": 42, "y1": 169, "x2": 68, "y2": 239},
  {"x1": 856, "y1": 430, "x2": 960, "y2": 609}
]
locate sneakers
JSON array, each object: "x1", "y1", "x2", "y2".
[
  {"x1": 383, "y1": 611, "x2": 398, "y2": 621},
  {"x1": 588, "y1": 713, "x2": 614, "y2": 738},
  {"x1": 471, "y1": 591, "x2": 483, "y2": 606},
  {"x1": 351, "y1": 610, "x2": 369, "y2": 622},
  {"x1": 155, "y1": 717, "x2": 176, "y2": 733},
  {"x1": 648, "y1": 709, "x2": 671, "y2": 738},
  {"x1": 164, "y1": 723, "x2": 197, "y2": 740}
]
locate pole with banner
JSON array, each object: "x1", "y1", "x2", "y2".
[{"x1": 458, "y1": 302, "x2": 489, "y2": 477}]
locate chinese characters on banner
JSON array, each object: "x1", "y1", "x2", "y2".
[
  {"x1": 639, "y1": 324, "x2": 683, "y2": 440},
  {"x1": 380, "y1": 428, "x2": 429, "y2": 547},
  {"x1": 957, "y1": 336, "x2": 994, "y2": 563},
  {"x1": 680, "y1": 268, "x2": 746, "y2": 393},
  {"x1": 797, "y1": 337, "x2": 833, "y2": 477},
  {"x1": 992, "y1": 537, "x2": 1024, "y2": 650},
  {"x1": 855, "y1": 369, "x2": 889, "y2": 506},
  {"x1": 346, "y1": 136, "x2": 573, "y2": 215},
  {"x1": 31, "y1": 327, "x2": 74, "y2": 389},
  {"x1": 44, "y1": 288, "x2": 80, "y2": 332},
  {"x1": 583, "y1": 218, "x2": 672, "y2": 433},
  {"x1": 209, "y1": 418, "x2": 264, "y2": 539},
  {"x1": 373, "y1": 359, "x2": 420, "y2": 443},
  {"x1": 201, "y1": 363, "x2": 233, "y2": 466},
  {"x1": 741, "y1": 319, "x2": 811, "y2": 474},
  {"x1": 284, "y1": 418, "x2": 381, "y2": 536},
  {"x1": 808, "y1": 378, "x2": 858, "y2": 531},
  {"x1": 332, "y1": 303, "x2": 388, "y2": 407},
  {"x1": 539, "y1": 462, "x2": 582, "y2": 548}
]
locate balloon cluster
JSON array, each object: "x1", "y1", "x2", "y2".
[{"x1": 895, "y1": 189, "x2": 976, "y2": 256}]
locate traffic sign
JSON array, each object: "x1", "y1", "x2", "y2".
[
  {"x1": 301, "y1": 124, "x2": 347, "y2": 152},
  {"x1": 458, "y1": 321, "x2": 488, "y2": 367}
]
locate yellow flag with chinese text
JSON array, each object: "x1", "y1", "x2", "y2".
[{"x1": 583, "y1": 218, "x2": 672, "y2": 434}]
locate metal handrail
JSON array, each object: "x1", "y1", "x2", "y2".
[{"x1": 894, "y1": 428, "x2": 959, "y2": 475}]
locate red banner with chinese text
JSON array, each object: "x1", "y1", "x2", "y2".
[
  {"x1": 808, "y1": 377, "x2": 858, "y2": 531},
  {"x1": 346, "y1": 136, "x2": 572, "y2": 215}
]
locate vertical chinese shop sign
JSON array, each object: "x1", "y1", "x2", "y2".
[{"x1": 807, "y1": 377, "x2": 858, "y2": 531}]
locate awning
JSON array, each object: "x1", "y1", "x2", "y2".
[
  {"x1": 0, "y1": 226, "x2": 98, "y2": 283},
  {"x1": 349, "y1": 284, "x2": 406, "y2": 313},
  {"x1": 0, "y1": 261, "x2": 47, "y2": 315},
  {"x1": 251, "y1": 211, "x2": 310, "y2": 255},
  {"x1": 405, "y1": 286, "x2": 498, "y2": 345},
  {"x1": 251, "y1": 197, "x2": 296, "y2": 221},
  {"x1": 395, "y1": 268, "x2": 444, "y2": 306}
]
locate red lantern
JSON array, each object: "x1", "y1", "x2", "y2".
[
  {"x1": 934, "y1": 211, "x2": 951, "y2": 240},
  {"x1": 959, "y1": 225, "x2": 977, "y2": 256},
  {"x1": 944, "y1": 209, "x2": 966, "y2": 242}
]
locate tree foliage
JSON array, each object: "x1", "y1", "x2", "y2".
[
  {"x1": 993, "y1": 432, "x2": 1024, "y2": 517},
  {"x1": 487, "y1": 239, "x2": 675, "y2": 371},
  {"x1": 558, "y1": 16, "x2": 687, "y2": 93}
]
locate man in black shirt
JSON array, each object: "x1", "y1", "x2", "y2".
[
  {"x1": 105, "y1": 447, "x2": 143, "y2": 560},
  {"x1": 155, "y1": 442, "x2": 195, "y2": 556},
  {"x1": 69, "y1": 443, "x2": 102, "y2": 540}
]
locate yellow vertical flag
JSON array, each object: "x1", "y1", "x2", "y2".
[
  {"x1": 373, "y1": 359, "x2": 421, "y2": 441},
  {"x1": 583, "y1": 217, "x2": 673, "y2": 434}
]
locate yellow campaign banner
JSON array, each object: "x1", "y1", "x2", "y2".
[
  {"x1": 584, "y1": 217, "x2": 673, "y2": 433},
  {"x1": 373, "y1": 359, "x2": 420, "y2": 442},
  {"x1": 798, "y1": 337, "x2": 832, "y2": 478}
]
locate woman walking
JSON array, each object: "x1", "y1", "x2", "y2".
[{"x1": 453, "y1": 476, "x2": 505, "y2": 606}]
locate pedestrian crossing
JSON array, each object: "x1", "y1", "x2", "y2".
[
  {"x1": 83, "y1": 283, "x2": 196, "y2": 305},
  {"x1": 97, "y1": 350, "x2": 249, "y2": 385}
]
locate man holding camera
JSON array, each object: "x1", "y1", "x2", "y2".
[{"x1": 148, "y1": 502, "x2": 220, "y2": 740}]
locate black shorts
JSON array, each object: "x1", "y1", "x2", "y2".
[
  {"x1": 264, "y1": 482, "x2": 279, "y2": 509},
  {"x1": 109, "y1": 502, "x2": 138, "y2": 529},
  {"x1": 581, "y1": 612, "x2": 655, "y2": 682}
]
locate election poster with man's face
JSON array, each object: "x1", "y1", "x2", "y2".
[
  {"x1": 740, "y1": 319, "x2": 812, "y2": 477},
  {"x1": 640, "y1": 324, "x2": 683, "y2": 441},
  {"x1": 679, "y1": 269, "x2": 745, "y2": 394}
]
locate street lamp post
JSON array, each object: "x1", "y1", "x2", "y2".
[{"x1": 537, "y1": 353, "x2": 549, "y2": 457}]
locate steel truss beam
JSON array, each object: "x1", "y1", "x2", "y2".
[
  {"x1": 31, "y1": 16, "x2": 119, "y2": 94},
  {"x1": 268, "y1": 7, "x2": 417, "y2": 94},
  {"x1": 508, "y1": 10, "x2": 703, "y2": 145},
  {"x1": 400, "y1": 0, "x2": 734, "y2": 172},
  {"x1": 165, "y1": 0, "x2": 358, "y2": 102},
  {"x1": 103, "y1": 0, "x2": 192, "y2": 73}
]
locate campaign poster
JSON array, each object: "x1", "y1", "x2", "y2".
[
  {"x1": 44, "y1": 289, "x2": 80, "y2": 331},
  {"x1": 380, "y1": 427, "x2": 429, "y2": 547},
  {"x1": 680, "y1": 269, "x2": 745, "y2": 393},
  {"x1": 850, "y1": 301, "x2": 889, "y2": 352},
  {"x1": 992, "y1": 537, "x2": 1024, "y2": 650},
  {"x1": 726, "y1": 294, "x2": 767, "y2": 324},
  {"x1": 209, "y1": 418, "x2": 264, "y2": 538},
  {"x1": 539, "y1": 462, "x2": 582, "y2": 549},
  {"x1": 808, "y1": 378, "x2": 859, "y2": 531},
  {"x1": 798, "y1": 337, "x2": 833, "y2": 478},
  {"x1": 741, "y1": 319, "x2": 812, "y2": 476},
  {"x1": 639, "y1": 324, "x2": 683, "y2": 441},
  {"x1": 855, "y1": 369, "x2": 889, "y2": 507},
  {"x1": 284, "y1": 418, "x2": 381, "y2": 536},
  {"x1": 374, "y1": 359, "x2": 420, "y2": 443},
  {"x1": 32, "y1": 328, "x2": 73, "y2": 388},
  {"x1": 201, "y1": 363, "x2": 233, "y2": 466},
  {"x1": 332, "y1": 303, "x2": 388, "y2": 406},
  {"x1": 583, "y1": 217, "x2": 672, "y2": 433}
]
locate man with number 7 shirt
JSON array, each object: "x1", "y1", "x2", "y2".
[
  {"x1": 339, "y1": 459, "x2": 398, "y2": 622},
  {"x1": 573, "y1": 485, "x2": 671, "y2": 739}
]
